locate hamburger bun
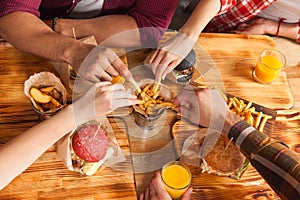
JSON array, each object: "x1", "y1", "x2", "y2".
[
  {"x1": 70, "y1": 122, "x2": 113, "y2": 176},
  {"x1": 199, "y1": 132, "x2": 247, "y2": 178}
]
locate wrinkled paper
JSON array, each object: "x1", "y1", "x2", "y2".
[{"x1": 55, "y1": 117, "x2": 125, "y2": 176}]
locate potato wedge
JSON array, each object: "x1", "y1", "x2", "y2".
[
  {"x1": 50, "y1": 88, "x2": 62, "y2": 102},
  {"x1": 40, "y1": 86, "x2": 54, "y2": 94},
  {"x1": 30, "y1": 87, "x2": 52, "y2": 104},
  {"x1": 50, "y1": 97, "x2": 61, "y2": 108}
]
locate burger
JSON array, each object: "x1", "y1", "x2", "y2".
[
  {"x1": 173, "y1": 49, "x2": 196, "y2": 83},
  {"x1": 199, "y1": 132, "x2": 250, "y2": 179},
  {"x1": 70, "y1": 122, "x2": 114, "y2": 176}
]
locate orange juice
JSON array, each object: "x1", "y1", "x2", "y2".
[
  {"x1": 162, "y1": 161, "x2": 192, "y2": 199},
  {"x1": 253, "y1": 49, "x2": 286, "y2": 84}
]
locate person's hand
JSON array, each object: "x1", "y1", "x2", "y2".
[
  {"x1": 144, "y1": 33, "x2": 195, "y2": 82},
  {"x1": 75, "y1": 45, "x2": 133, "y2": 83},
  {"x1": 72, "y1": 81, "x2": 138, "y2": 125},
  {"x1": 232, "y1": 18, "x2": 277, "y2": 36},
  {"x1": 139, "y1": 171, "x2": 192, "y2": 200},
  {"x1": 174, "y1": 86, "x2": 228, "y2": 131}
]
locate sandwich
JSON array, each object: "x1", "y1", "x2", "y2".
[
  {"x1": 70, "y1": 122, "x2": 114, "y2": 176},
  {"x1": 173, "y1": 49, "x2": 196, "y2": 83},
  {"x1": 199, "y1": 132, "x2": 250, "y2": 179}
]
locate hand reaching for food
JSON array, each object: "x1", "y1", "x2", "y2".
[
  {"x1": 72, "y1": 81, "x2": 138, "y2": 125},
  {"x1": 75, "y1": 45, "x2": 133, "y2": 83},
  {"x1": 174, "y1": 86, "x2": 228, "y2": 131},
  {"x1": 144, "y1": 33, "x2": 196, "y2": 82}
]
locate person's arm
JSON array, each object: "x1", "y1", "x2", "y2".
[
  {"x1": 277, "y1": 22, "x2": 300, "y2": 42},
  {"x1": 49, "y1": 15, "x2": 141, "y2": 47},
  {"x1": 0, "y1": 12, "x2": 94, "y2": 69},
  {"x1": 178, "y1": 0, "x2": 221, "y2": 41},
  {"x1": 233, "y1": 18, "x2": 300, "y2": 43},
  {"x1": 175, "y1": 87, "x2": 300, "y2": 200},
  {"x1": 144, "y1": 0, "x2": 226, "y2": 82},
  {"x1": 226, "y1": 120, "x2": 300, "y2": 200},
  {"x1": 47, "y1": 0, "x2": 179, "y2": 47},
  {"x1": 0, "y1": 82, "x2": 138, "y2": 190},
  {"x1": 0, "y1": 105, "x2": 75, "y2": 190},
  {"x1": 0, "y1": 12, "x2": 133, "y2": 82}
]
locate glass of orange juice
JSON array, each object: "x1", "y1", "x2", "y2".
[
  {"x1": 252, "y1": 49, "x2": 286, "y2": 84},
  {"x1": 161, "y1": 161, "x2": 192, "y2": 199}
]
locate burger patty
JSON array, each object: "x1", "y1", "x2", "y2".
[{"x1": 72, "y1": 124, "x2": 109, "y2": 162}]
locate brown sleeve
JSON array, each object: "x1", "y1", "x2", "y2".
[{"x1": 228, "y1": 120, "x2": 300, "y2": 200}]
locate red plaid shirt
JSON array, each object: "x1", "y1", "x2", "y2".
[
  {"x1": 206, "y1": 0, "x2": 278, "y2": 33},
  {"x1": 206, "y1": 0, "x2": 300, "y2": 42}
]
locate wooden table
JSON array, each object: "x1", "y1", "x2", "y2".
[{"x1": 0, "y1": 33, "x2": 299, "y2": 199}]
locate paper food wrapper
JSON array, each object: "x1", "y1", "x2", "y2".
[
  {"x1": 55, "y1": 118, "x2": 125, "y2": 176},
  {"x1": 179, "y1": 128, "x2": 250, "y2": 180},
  {"x1": 24, "y1": 71, "x2": 67, "y2": 120}
]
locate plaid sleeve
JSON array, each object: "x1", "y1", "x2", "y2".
[
  {"x1": 228, "y1": 120, "x2": 300, "y2": 200},
  {"x1": 218, "y1": 0, "x2": 237, "y2": 14},
  {"x1": 205, "y1": 0, "x2": 277, "y2": 33},
  {"x1": 0, "y1": 0, "x2": 41, "y2": 18}
]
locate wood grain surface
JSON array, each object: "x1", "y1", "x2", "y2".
[
  {"x1": 0, "y1": 47, "x2": 137, "y2": 199},
  {"x1": 0, "y1": 33, "x2": 299, "y2": 200},
  {"x1": 171, "y1": 120, "x2": 278, "y2": 200},
  {"x1": 157, "y1": 32, "x2": 294, "y2": 110},
  {"x1": 197, "y1": 33, "x2": 294, "y2": 110},
  {"x1": 125, "y1": 33, "x2": 298, "y2": 199}
]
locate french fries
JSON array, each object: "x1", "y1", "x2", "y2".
[
  {"x1": 227, "y1": 96, "x2": 272, "y2": 132},
  {"x1": 136, "y1": 83, "x2": 174, "y2": 116},
  {"x1": 111, "y1": 75, "x2": 125, "y2": 85},
  {"x1": 30, "y1": 86, "x2": 63, "y2": 112}
]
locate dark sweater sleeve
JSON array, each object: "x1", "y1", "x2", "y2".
[
  {"x1": 228, "y1": 120, "x2": 300, "y2": 200},
  {"x1": 0, "y1": 0, "x2": 41, "y2": 18},
  {"x1": 127, "y1": 0, "x2": 178, "y2": 47}
]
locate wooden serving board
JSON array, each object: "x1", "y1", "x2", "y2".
[
  {"x1": 152, "y1": 32, "x2": 293, "y2": 110},
  {"x1": 196, "y1": 33, "x2": 294, "y2": 110},
  {"x1": 126, "y1": 45, "x2": 293, "y2": 111}
]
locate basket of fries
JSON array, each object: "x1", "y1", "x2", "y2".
[
  {"x1": 131, "y1": 79, "x2": 175, "y2": 129},
  {"x1": 24, "y1": 71, "x2": 67, "y2": 121}
]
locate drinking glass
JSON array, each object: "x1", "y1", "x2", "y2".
[{"x1": 252, "y1": 49, "x2": 286, "y2": 84}]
